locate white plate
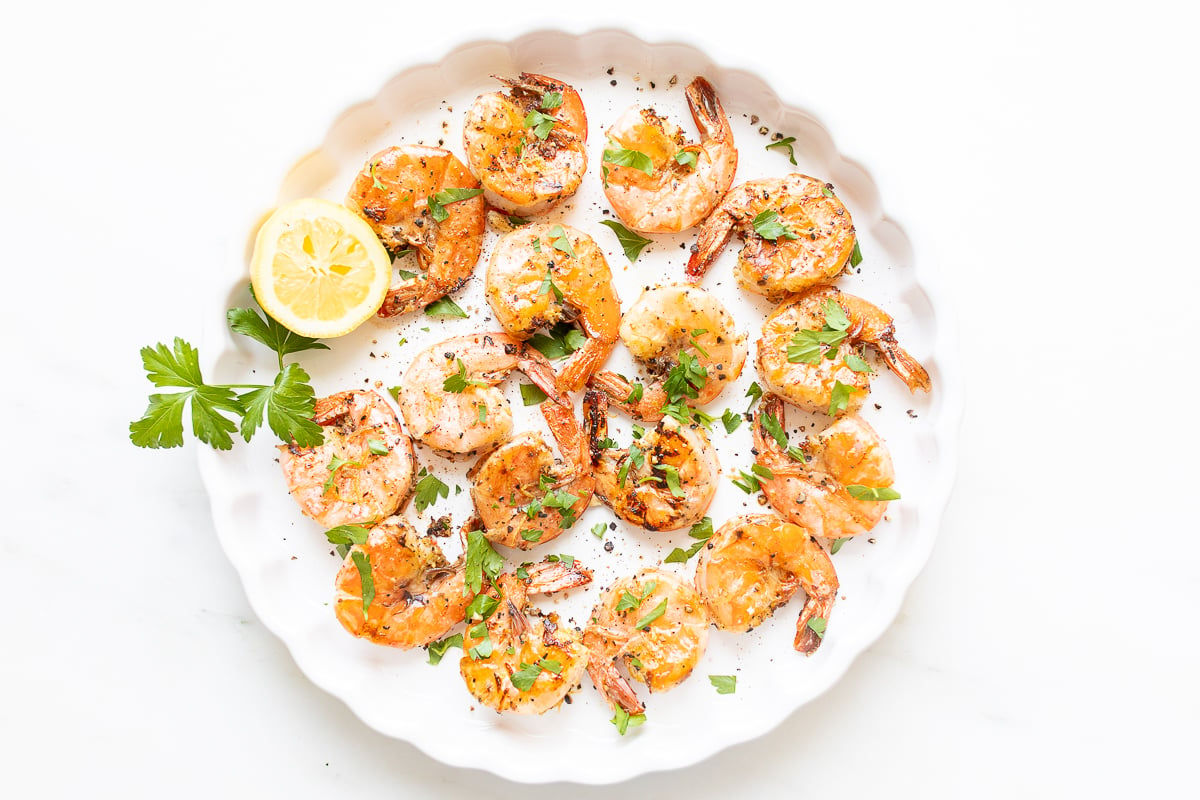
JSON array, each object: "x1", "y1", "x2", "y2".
[{"x1": 197, "y1": 29, "x2": 961, "y2": 784}]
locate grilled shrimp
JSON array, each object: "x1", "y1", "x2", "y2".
[
  {"x1": 686, "y1": 174, "x2": 856, "y2": 299},
  {"x1": 460, "y1": 559, "x2": 593, "y2": 714},
  {"x1": 462, "y1": 73, "x2": 588, "y2": 216},
  {"x1": 468, "y1": 400, "x2": 595, "y2": 549},
  {"x1": 693, "y1": 513, "x2": 838, "y2": 655},
  {"x1": 584, "y1": 568, "x2": 710, "y2": 716},
  {"x1": 333, "y1": 516, "x2": 472, "y2": 649},
  {"x1": 602, "y1": 77, "x2": 737, "y2": 233},
  {"x1": 757, "y1": 285, "x2": 932, "y2": 416},
  {"x1": 588, "y1": 285, "x2": 746, "y2": 420},
  {"x1": 278, "y1": 390, "x2": 417, "y2": 529},
  {"x1": 754, "y1": 394, "x2": 896, "y2": 539},
  {"x1": 397, "y1": 332, "x2": 568, "y2": 454},
  {"x1": 345, "y1": 145, "x2": 486, "y2": 317},
  {"x1": 583, "y1": 388, "x2": 719, "y2": 532},
  {"x1": 486, "y1": 222, "x2": 621, "y2": 393}
]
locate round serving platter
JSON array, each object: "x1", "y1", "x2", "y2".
[{"x1": 196, "y1": 28, "x2": 961, "y2": 784}]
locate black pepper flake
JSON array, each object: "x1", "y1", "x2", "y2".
[
  {"x1": 610, "y1": 79, "x2": 617, "y2": 86},
  {"x1": 906, "y1": 409, "x2": 918, "y2": 418},
  {"x1": 603, "y1": 541, "x2": 614, "y2": 553}
]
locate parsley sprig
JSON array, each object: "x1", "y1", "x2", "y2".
[{"x1": 131, "y1": 305, "x2": 327, "y2": 450}]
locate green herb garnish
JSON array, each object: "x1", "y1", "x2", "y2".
[
  {"x1": 751, "y1": 209, "x2": 798, "y2": 242},
  {"x1": 602, "y1": 146, "x2": 653, "y2": 175},
  {"x1": 709, "y1": 675, "x2": 737, "y2": 694},
  {"x1": 845, "y1": 485, "x2": 901, "y2": 501},
  {"x1": 765, "y1": 136, "x2": 797, "y2": 165},
  {"x1": 598, "y1": 219, "x2": 653, "y2": 263}
]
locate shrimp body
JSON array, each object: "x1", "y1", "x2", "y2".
[
  {"x1": 333, "y1": 517, "x2": 471, "y2": 648},
  {"x1": 468, "y1": 400, "x2": 595, "y2": 549},
  {"x1": 694, "y1": 513, "x2": 838, "y2": 654},
  {"x1": 583, "y1": 389, "x2": 719, "y2": 532},
  {"x1": 460, "y1": 560, "x2": 593, "y2": 714},
  {"x1": 686, "y1": 174, "x2": 855, "y2": 299},
  {"x1": 584, "y1": 568, "x2": 710, "y2": 715},
  {"x1": 397, "y1": 332, "x2": 567, "y2": 454},
  {"x1": 754, "y1": 394, "x2": 895, "y2": 539},
  {"x1": 589, "y1": 285, "x2": 746, "y2": 420},
  {"x1": 602, "y1": 77, "x2": 737, "y2": 233},
  {"x1": 757, "y1": 285, "x2": 932, "y2": 416},
  {"x1": 278, "y1": 390, "x2": 417, "y2": 529},
  {"x1": 486, "y1": 223, "x2": 621, "y2": 393},
  {"x1": 463, "y1": 73, "x2": 588, "y2": 216},
  {"x1": 345, "y1": 145, "x2": 486, "y2": 317}
]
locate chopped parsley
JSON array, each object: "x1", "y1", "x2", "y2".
[{"x1": 599, "y1": 219, "x2": 653, "y2": 263}]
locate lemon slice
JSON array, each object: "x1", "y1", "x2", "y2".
[{"x1": 250, "y1": 198, "x2": 392, "y2": 338}]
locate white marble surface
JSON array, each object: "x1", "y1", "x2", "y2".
[{"x1": 3, "y1": 2, "x2": 1196, "y2": 796}]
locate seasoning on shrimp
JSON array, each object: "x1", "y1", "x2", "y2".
[
  {"x1": 693, "y1": 513, "x2": 839, "y2": 654},
  {"x1": 396, "y1": 332, "x2": 568, "y2": 454},
  {"x1": 686, "y1": 173, "x2": 857, "y2": 299},
  {"x1": 462, "y1": 73, "x2": 588, "y2": 216},
  {"x1": 333, "y1": 516, "x2": 474, "y2": 649},
  {"x1": 345, "y1": 145, "x2": 486, "y2": 317},
  {"x1": 583, "y1": 388, "x2": 719, "y2": 532},
  {"x1": 756, "y1": 285, "x2": 931, "y2": 416},
  {"x1": 468, "y1": 400, "x2": 595, "y2": 549},
  {"x1": 584, "y1": 569, "x2": 710, "y2": 718},
  {"x1": 602, "y1": 77, "x2": 738, "y2": 233},
  {"x1": 459, "y1": 559, "x2": 593, "y2": 714},
  {"x1": 753, "y1": 393, "x2": 897, "y2": 539},
  {"x1": 278, "y1": 390, "x2": 417, "y2": 529},
  {"x1": 485, "y1": 222, "x2": 621, "y2": 393},
  {"x1": 588, "y1": 285, "x2": 746, "y2": 421}
]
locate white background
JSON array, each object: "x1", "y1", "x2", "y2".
[{"x1": 2, "y1": 1, "x2": 1196, "y2": 796}]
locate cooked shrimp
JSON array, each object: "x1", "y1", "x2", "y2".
[
  {"x1": 602, "y1": 77, "x2": 737, "y2": 233},
  {"x1": 485, "y1": 222, "x2": 621, "y2": 393},
  {"x1": 345, "y1": 145, "x2": 487, "y2": 317},
  {"x1": 754, "y1": 394, "x2": 896, "y2": 538},
  {"x1": 468, "y1": 399, "x2": 595, "y2": 549},
  {"x1": 397, "y1": 332, "x2": 568, "y2": 454},
  {"x1": 278, "y1": 390, "x2": 417, "y2": 529},
  {"x1": 588, "y1": 285, "x2": 746, "y2": 420},
  {"x1": 462, "y1": 73, "x2": 588, "y2": 216},
  {"x1": 333, "y1": 516, "x2": 472, "y2": 648},
  {"x1": 584, "y1": 568, "x2": 710, "y2": 716},
  {"x1": 686, "y1": 174, "x2": 856, "y2": 299},
  {"x1": 460, "y1": 559, "x2": 593, "y2": 714},
  {"x1": 757, "y1": 285, "x2": 932, "y2": 416},
  {"x1": 694, "y1": 513, "x2": 838, "y2": 655},
  {"x1": 582, "y1": 388, "x2": 719, "y2": 531}
]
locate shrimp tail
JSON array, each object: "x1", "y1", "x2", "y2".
[
  {"x1": 586, "y1": 371, "x2": 667, "y2": 421},
  {"x1": 497, "y1": 72, "x2": 565, "y2": 97},
  {"x1": 685, "y1": 206, "x2": 737, "y2": 281},
  {"x1": 586, "y1": 660, "x2": 646, "y2": 716},
  {"x1": 377, "y1": 278, "x2": 426, "y2": 318},
  {"x1": 582, "y1": 388, "x2": 611, "y2": 465},
  {"x1": 540, "y1": 401, "x2": 588, "y2": 473},
  {"x1": 685, "y1": 77, "x2": 732, "y2": 144},
  {"x1": 875, "y1": 337, "x2": 932, "y2": 394},
  {"x1": 794, "y1": 597, "x2": 835, "y2": 655},
  {"x1": 518, "y1": 348, "x2": 571, "y2": 408},
  {"x1": 523, "y1": 558, "x2": 594, "y2": 595},
  {"x1": 557, "y1": 336, "x2": 614, "y2": 394}
]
